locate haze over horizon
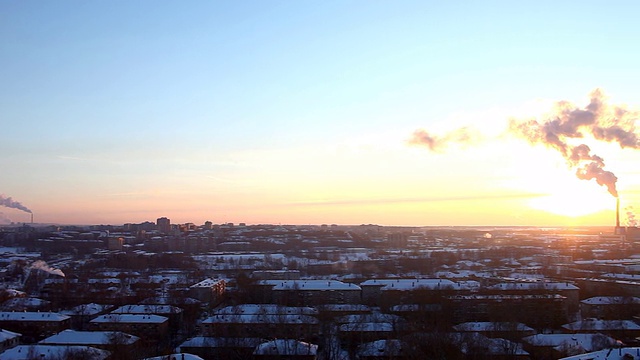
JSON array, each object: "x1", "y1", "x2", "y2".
[{"x1": 2, "y1": 1, "x2": 640, "y2": 227}]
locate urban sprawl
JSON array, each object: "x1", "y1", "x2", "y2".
[{"x1": 1, "y1": 219, "x2": 640, "y2": 359}]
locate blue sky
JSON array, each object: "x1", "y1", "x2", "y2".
[{"x1": 1, "y1": 1, "x2": 640, "y2": 225}]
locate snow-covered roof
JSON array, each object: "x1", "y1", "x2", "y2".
[
  {"x1": 339, "y1": 322, "x2": 393, "y2": 332},
  {"x1": 562, "y1": 319, "x2": 640, "y2": 331},
  {"x1": 360, "y1": 278, "x2": 469, "y2": 291},
  {"x1": 189, "y1": 278, "x2": 225, "y2": 288},
  {"x1": 262, "y1": 280, "x2": 361, "y2": 291},
  {"x1": 40, "y1": 330, "x2": 139, "y2": 345},
  {"x1": 0, "y1": 329, "x2": 20, "y2": 342},
  {"x1": 559, "y1": 347, "x2": 640, "y2": 360},
  {"x1": 213, "y1": 304, "x2": 318, "y2": 316},
  {"x1": 335, "y1": 313, "x2": 403, "y2": 324},
  {"x1": 178, "y1": 337, "x2": 263, "y2": 349},
  {"x1": 111, "y1": 305, "x2": 183, "y2": 315},
  {"x1": 143, "y1": 353, "x2": 204, "y2": 360},
  {"x1": 522, "y1": 333, "x2": 618, "y2": 352},
  {"x1": 0, "y1": 312, "x2": 69, "y2": 322},
  {"x1": 253, "y1": 339, "x2": 318, "y2": 356},
  {"x1": 452, "y1": 322, "x2": 535, "y2": 332},
  {"x1": 60, "y1": 303, "x2": 112, "y2": 316},
  {"x1": 90, "y1": 314, "x2": 168, "y2": 324},
  {"x1": 357, "y1": 339, "x2": 403, "y2": 357},
  {"x1": 454, "y1": 333, "x2": 529, "y2": 356},
  {"x1": 581, "y1": 296, "x2": 640, "y2": 305},
  {"x1": 0, "y1": 297, "x2": 50, "y2": 310},
  {"x1": 203, "y1": 314, "x2": 319, "y2": 325},
  {"x1": 316, "y1": 304, "x2": 371, "y2": 312},
  {"x1": 0, "y1": 345, "x2": 110, "y2": 360},
  {"x1": 488, "y1": 282, "x2": 579, "y2": 291}
]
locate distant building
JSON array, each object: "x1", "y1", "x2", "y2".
[
  {"x1": 188, "y1": 278, "x2": 226, "y2": 306},
  {"x1": 253, "y1": 339, "x2": 318, "y2": 360},
  {"x1": 39, "y1": 329, "x2": 140, "y2": 352},
  {"x1": 0, "y1": 345, "x2": 110, "y2": 360},
  {"x1": 89, "y1": 314, "x2": 169, "y2": 341},
  {"x1": 261, "y1": 280, "x2": 362, "y2": 306},
  {"x1": 360, "y1": 278, "x2": 471, "y2": 308},
  {"x1": 0, "y1": 312, "x2": 71, "y2": 342},
  {"x1": 443, "y1": 294, "x2": 569, "y2": 329},
  {"x1": 522, "y1": 333, "x2": 618, "y2": 360},
  {"x1": 252, "y1": 270, "x2": 301, "y2": 280},
  {"x1": 580, "y1": 296, "x2": 640, "y2": 319},
  {"x1": 107, "y1": 236, "x2": 124, "y2": 251},
  {"x1": 178, "y1": 337, "x2": 263, "y2": 360},
  {"x1": 357, "y1": 339, "x2": 404, "y2": 360},
  {"x1": 202, "y1": 309, "x2": 320, "y2": 341},
  {"x1": 157, "y1": 217, "x2": 171, "y2": 234},
  {"x1": 110, "y1": 304, "x2": 183, "y2": 333}
]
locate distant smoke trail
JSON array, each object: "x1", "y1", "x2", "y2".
[
  {"x1": 31, "y1": 260, "x2": 65, "y2": 277},
  {"x1": 508, "y1": 89, "x2": 639, "y2": 197},
  {"x1": 408, "y1": 127, "x2": 478, "y2": 152},
  {"x1": 0, "y1": 195, "x2": 32, "y2": 213}
]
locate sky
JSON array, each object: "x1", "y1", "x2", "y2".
[{"x1": 1, "y1": 1, "x2": 640, "y2": 227}]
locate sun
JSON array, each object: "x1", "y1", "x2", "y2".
[{"x1": 528, "y1": 183, "x2": 616, "y2": 218}]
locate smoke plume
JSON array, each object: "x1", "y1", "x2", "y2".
[
  {"x1": 31, "y1": 260, "x2": 65, "y2": 277},
  {"x1": 408, "y1": 127, "x2": 478, "y2": 152},
  {"x1": 0, "y1": 195, "x2": 32, "y2": 213},
  {"x1": 508, "y1": 89, "x2": 639, "y2": 198}
]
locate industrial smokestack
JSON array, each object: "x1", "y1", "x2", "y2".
[
  {"x1": 31, "y1": 213, "x2": 33, "y2": 224},
  {"x1": 616, "y1": 197, "x2": 620, "y2": 228}
]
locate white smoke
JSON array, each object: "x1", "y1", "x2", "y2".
[
  {"x1": 0, "y1": 194, "x2": 32, "y2": 213},
  {"x1": 508, "y1": 89, "x2": 639, "y2": 198},
  {"x1": 411, "y1": 89, "x2": 640, "y2": 199},
  {"x1": 31, "y1": 260, "x2": 65, "y2": 277},
  {"x1": 408, "y1": 127, "x2": 480, "y2": 152}
]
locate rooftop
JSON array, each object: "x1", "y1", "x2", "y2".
[{"x1": 40, "y1": 330, "x2": 139, "y2": 346}]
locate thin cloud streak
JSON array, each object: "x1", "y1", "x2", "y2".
[{"x1": 289, "y1": 193, "x2": 546, "y2": 207}]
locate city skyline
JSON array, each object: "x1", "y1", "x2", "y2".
[{"x1": 2, "y1": 1, "x2": 640, "y2": 226}]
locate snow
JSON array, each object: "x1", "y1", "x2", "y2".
[{"x1": 39, "y1": 330, "x2": 139, "y2": 345}]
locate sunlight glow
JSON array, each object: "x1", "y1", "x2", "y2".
[{"x1": 528, "y1": 186, "x2": 616, "y2": 218}]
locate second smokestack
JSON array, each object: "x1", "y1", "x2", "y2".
[{"x1": 617, "y1": 197, "x2": 620, "y2": 228}]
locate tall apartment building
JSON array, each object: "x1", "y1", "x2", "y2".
[{"x1": 157, "y1": 217, "x2": 171, "y2": 234}]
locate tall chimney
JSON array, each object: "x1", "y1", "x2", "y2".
[
  {"x1": 31, "y1": 213, "x2": 33, "y2": 224},
  {"x1": 616, "y1": 197, "x2": 620, "y2": 228}
]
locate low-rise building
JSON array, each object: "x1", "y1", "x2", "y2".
[
  {"x1": 202, "y1": 313, "x2": 320, "y2": 341},
  {"x1": 111, "y1": 304, "x2": 183, "y2": 333},
  {"x1": 0, "y1": 312, "x2": 70, "y2": 342},
  {"x1": 443, "y1": 294, "x2": 569, "y2": 329},
  {"x1": 262, "y1": 280, "x2": 362, "y2": 305},
  {"x1": 89, "y1": 314, "x2": 169, "y2": 342},
  {"x1": 39, "y1": 329, "x2": 139, "y2": 352},
  {"x1": 188, "y1": 278, "x2": 225, "y2": 305},
  {"x1": 0, "y1": 345, "x2": 110, "y2": 360},
  {"x1": 177, "y1": 337, "x2": 264, "y2": 359},
  {"x1": 580, "y1": 296, "x2": 640, "y2": 319},
  {"x1": 253, "y1": 339, "x2": 318, "y2": 360},
  {"x1": 452, "y1": 322, "x2": 536, "y2": 341},
  {"x1": 522, "y1": 333, "x2": 618, "y2": 359},
  {"x1": 561, "y1": 319, "x2": 640, "y2": 343},
  {"x1": 0, "y1": 329, "x2": 20, "y2": 353}
]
